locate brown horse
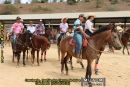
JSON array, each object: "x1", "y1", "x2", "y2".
[
  {"x1": 41, "y1": 28, "x2": 52, "y2": 62},
  {"x1": 121, "y1": 29, "x2": 130, "y2": 55},
  {"x1": 27, "y1": 32, "x2": 50, "y2": 66},
  {"x1": 60, "y1": 24, "x2": 122, "y2": 86}
]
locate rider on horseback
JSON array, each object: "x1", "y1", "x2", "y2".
[
  {"x1": 11, "y1": 17, "x2": 24, "y2": 51},
  {"x1": 27, "y1": 21, "x2": 36, "y2": 34},
  {"x1": 35, "y1": 19, "x2": 45, "y2": 36},
  {"x1": 85, "y1": 14, "x2": 96, "y2": 36},
  {"x1": 57, "y1": 17, "x2": 69, "y2": 45},
  {"x1": 73, "y1": 14, "x2": 89, "y2": 63}
]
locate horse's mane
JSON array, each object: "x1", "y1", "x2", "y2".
[{"x1": 92, "y1": 25, "x2": 111, "y2": 36}]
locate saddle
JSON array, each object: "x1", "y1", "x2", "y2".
[{"x1": 69, "y1": 38, "x2": 88, "y2": 48}]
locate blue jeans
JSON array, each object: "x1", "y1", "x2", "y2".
[{"x1": 73, "y1": 32, "x2": 82, "y2": 54}]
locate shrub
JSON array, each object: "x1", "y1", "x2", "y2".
[
  {"x1": 4, "y1": 0, "x2": 11, "y2": 4},
  {"x1": 107, "y1": 6, "x2": 117, "y2": 11},
  {"x1": 31, "y1": 6, "x2": 52, "y2": 12},
  {"x1": 67, "y1": 0, "x2": 76, "y2": 5},
  {"x1": 0, "y1": 5, "x2": 19, "y2": 15}
]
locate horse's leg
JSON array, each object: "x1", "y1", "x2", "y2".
[
  {"x1": 126, "y1": 45, "x2": 130, "y2": 55},
  {"x1": 69, "y1": 56, "x2": 74, "y2": 70},
  {"x1": 37, "y1": 50, "x2": 40, "y2": 66},
  {"x1": 95, "y1": 57, "x2": 100, "y2": 75},
  {"x1": 79, "y1": 61, "x2": 84, "y2": 69},
  {"x1": 58, "y1": 46, "x2": 60, "y2": 61},
  {"x1": 64, "y1": 54, "x2": 69, "y2": 75},
  {"x1": 26, "y1": 49, "x2": 28, "y2": 62},
  {"x1": 122, "y1": 45, "x2": 125, "y2": 55},
  {"x1": 44, "y1": 51, "x2": 47, "y2": 61},
  {"x1": 31, "y1": 50, "x2": 35, "y2": 65},
  {"x1": 40, "y1": 49, "x2": 43, "y2": 62},
  {"x1": 61, "y1": 51, "x2": 65, "y2": 74},
  {"x1": 17, "y1": 53, "x2": 20, "y2": 66},
  {"x1": 85, "y1": 60, "x2": 93, "y2": 87},
  {"x1": 23, "y1": 51, "x2": 26, "y2": 66},
  {"x1": 12, "y1": 51, "x2": 15, "y2": 63}
]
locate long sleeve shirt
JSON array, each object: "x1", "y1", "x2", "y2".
[
  {"x1": 59, "y1": 23, "x2": 68, "y2": 33},
  {"x1": 85, "y1": 20, "x2": 94, "y2": 33}
]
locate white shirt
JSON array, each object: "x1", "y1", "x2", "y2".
[
  {"x1": 116, "y1": 26, "x2": 123, "y2": 32},
  {"x1": 27, "y1": 25, "x2": 35, "y2": 33},
  {"x1": 85, "y1": 20, "x2": 94, "y2": 33},
  {"x1": 59, "y1": 23, "x2": 68, "y2": 33}
]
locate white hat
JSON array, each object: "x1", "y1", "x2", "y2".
[
  {"x1": 87, "y1": 13, "x2": 96, "y2": 18},
  {"x1": 61, "y1": 17, "x2": 68, "y2": 22}
]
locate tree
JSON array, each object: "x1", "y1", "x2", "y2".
[{"x1": 67, "y1": 0, "x2": 76, "y2": 5}]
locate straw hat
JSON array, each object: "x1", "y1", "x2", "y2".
[
  {"x1": 61, "y1": 17, "x2": 68, "y2": 22},
  {"x1": 16, "y1": 16, "x2": 21, "y2": 20},
  {"x1": 87, "y1": 13, "x2": 96, "y2": 18}
]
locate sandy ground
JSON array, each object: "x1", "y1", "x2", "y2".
[{"x1": 0, "y1": 44, "x2": 130, "y2": 87}]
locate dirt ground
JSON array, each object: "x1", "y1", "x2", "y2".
[{"x1": 0, "y1": 44, "x2": 130, "y2": 87}]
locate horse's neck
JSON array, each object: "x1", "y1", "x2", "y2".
[{"x1": 90, "y1": 30, "x2": 110, "y2": 50}]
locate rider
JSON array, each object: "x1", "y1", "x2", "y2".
[
  {"x1": 57, "y1": 17, "x2": 69, "y2": 45},
  {"x1": 35, "y1": 19, "x2": 45, "y2": 36},
  {"x1": 85, "y1": 14, "x2": 96, "y2": 36},
  {"x1": 11, "y1": 17, "x2": 24, "y2": 51},
  {"x1": 27, "y1": 21, "x2": 36, "y2": 34},
  {"x1": 73, "y1": 14, "x2": 89, "y2": 63}
]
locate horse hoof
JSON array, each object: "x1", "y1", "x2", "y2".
[
  {"x1": 16, "y1": 65, "x2": 20, "y2": 68},
  {"x1": 44, "y1": 59, "x2": 47, "y2": 62},
  {"x1": 37, "y1": 64, "x2": 40, "y2": 66},
  {"x1": 71, "y1": 67, "x2": 74, "y2": 70},
  {"x1": 40, "y1": 59, "x2": 43, "y2": 62},
  {"x1": 95, "y1": 70, "x2": 99, "y2": 75},
  {"x1": 66, "y1": 72, "x2": 69, "y2": 75}
]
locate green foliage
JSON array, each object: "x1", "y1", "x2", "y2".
[
  {"x1": 96, "y1": 0, "x2": 102, "y2": 8},
  {"x1": 31, "y1": 6, "x2": 52, "y2": 12},
  {"x1": 67, "y1": 0, "x2": 76, "y2": 5},
  {"x1": 107, "y1": 6, "x2": 117, "y2": 11},
  {"x1": 0, "y1": 5, "x2": 19, "y2": 15},
  {"x1": 32, "y1": 0, "x2": 48, "y2": 3},
  {"x1": 111, "y1": 0, "x2": 118, "y2": 4},
  {"x1": 85, "y1": 0, "x2": 90, "y2": 2},
  {"x1": 4, "y1": 0, "x2": 11, "y2": 4}
]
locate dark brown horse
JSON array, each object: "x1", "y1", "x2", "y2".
[
  {"x1": 27, "y1": 32, "x2": 50, "y2": 66},
  {"x1": 11, "y1": 32, "x2": 29, "y2": 66},
  {"x1": 60, "y1": 24, "x2": 122, "y2": 86},
  {"x1": 41, "y1": 28, "x2": 52, "y2": 61},
  {"x1": 121, "y1": 29, "x2": 130, "y2": 55}
]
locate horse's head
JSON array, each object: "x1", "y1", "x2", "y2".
[
  {"x1": 24, "y1": 30, "x2": 33, "y2": 47},
  {"x1": 45, "y1": 28, "x2": 53, "y2": 37},
  {"x1": 106, "y1": 24, "x2": 122, "y2": 50}
]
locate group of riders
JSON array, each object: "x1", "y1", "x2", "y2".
[{"x1": 0, "y1": 14, "x2": 125, "y2": 63}]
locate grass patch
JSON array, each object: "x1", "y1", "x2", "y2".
[
  {"x1": 31, "y1": 6, "x2": 52, "y2": 12},
  {"x1": 107, "y1": 6, "x2": 117, "y2": 11},
  {"x1": 0, "y1": 4, "x2": 19, "y2": 14}
]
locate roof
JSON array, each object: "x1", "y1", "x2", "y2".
[{"x1": 0, "y1": 11, "x2": 130, "y2": 20}]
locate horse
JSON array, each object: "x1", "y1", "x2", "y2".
[
  {"x1": 26, "y1": 32, "x2": 50, "y2": 66},
  {"x1": 41, "y1": 28, "x2": 52, "y2": 62},
  {"x1": 57, "y1": 31, "x2": 74, "y2": 61},
  {"x1": 60, "y1": 24, "x2": 122, "y2": 86},
  {"x1": 121, "y1": 29, "x2": 130, "y2": 55},
  {"x1": 11, "y1": 32, "x2": 29, "y2": 66}
]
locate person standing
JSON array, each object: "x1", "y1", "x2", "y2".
[
  {"x1": 27, "y1": 21, "x2": 35, "y2": 34},
  {"x1": 35, "y1": 19, "x2": 45, "y2": 36}
]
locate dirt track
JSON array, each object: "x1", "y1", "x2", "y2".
[{"x1": 0, "y1": 44, "x2": 130, "y2": 87}]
